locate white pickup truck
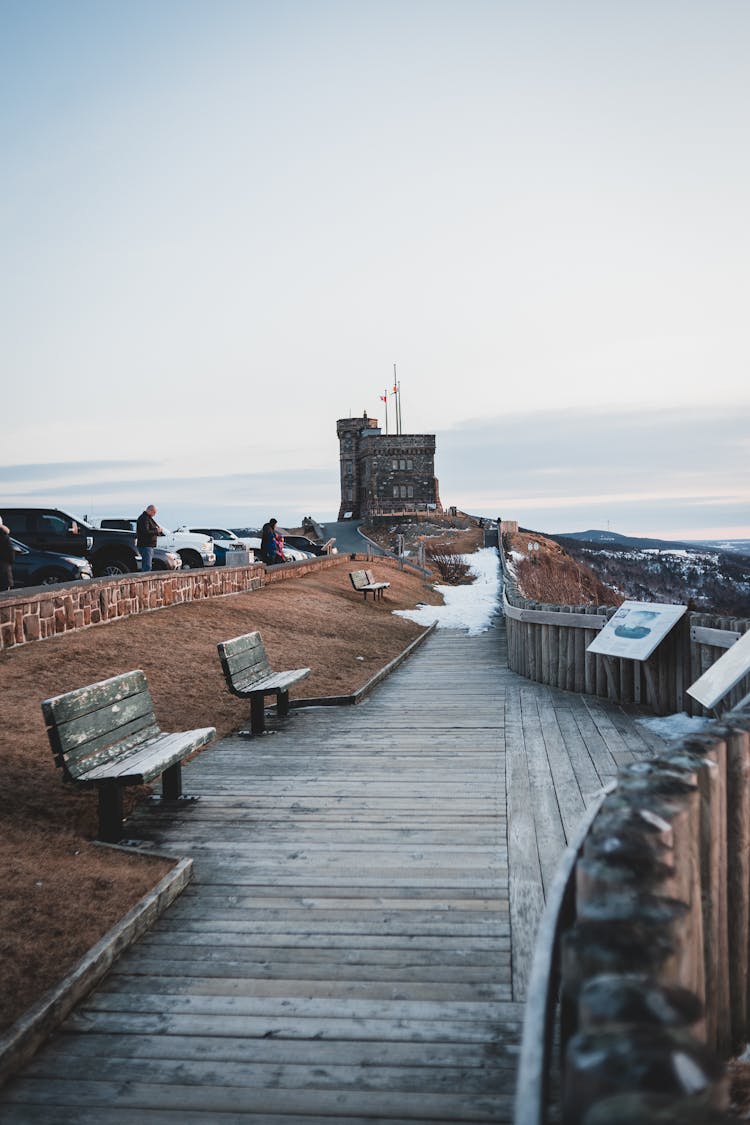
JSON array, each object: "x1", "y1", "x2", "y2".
[{"x1": 96, "y1": 519, "x2": 216, "y2": 569}]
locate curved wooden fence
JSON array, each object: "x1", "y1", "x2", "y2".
[
  {"x1": 514, "y1": 709, "x2": 750, "y2": 1122},
  {"x1": 499, "y1": 521, "x2": 750, "y2": 717}
]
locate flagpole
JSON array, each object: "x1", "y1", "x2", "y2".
[{"x1": 393, "y1": 364, "x2": 401, "y2": 434}]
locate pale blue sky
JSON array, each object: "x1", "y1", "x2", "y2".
[{"x1": 2, "y1": 1, "x2": 749, "y2": 537}]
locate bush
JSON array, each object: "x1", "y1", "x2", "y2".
[{"x1": 426, "y1": 550, "x2": 472, "y2": 585}]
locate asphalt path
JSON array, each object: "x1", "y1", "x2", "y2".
[{"x1": 318, "y1": 519, "x2": 388, "y2": 556}]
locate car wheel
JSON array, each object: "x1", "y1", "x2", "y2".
[
  {"x1": 97, "y1": 558, "x2": 130, "y2": 577},
  {"x1": 37, "y1": 569, "x2": 68, "y2": 585},
  {"x1": 179, "y1": 550, "x2": 203, "y2": 569}
]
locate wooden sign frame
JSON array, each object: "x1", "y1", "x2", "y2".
[
  {"x1": 586, "y1": 601, "x2": 687, "y2": 662},
  {"x1": 687, "y1": 629, "x2": 750, "y2": 711}
]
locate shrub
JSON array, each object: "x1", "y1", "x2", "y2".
[{"x1": 426, "y1": 550, "x2": 472, "y2": 585}]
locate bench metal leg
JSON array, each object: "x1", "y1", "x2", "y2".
[
  {"x1": 162, "y1": 762, "x2": 183, "y2": 801},
  {"x1": 250, "y1": 693, "x2": 266, "y2": 734},
  {"x1": 97, "y1": 782, "x2": 124, "y2": 843},
  {"x1": 277, "y1": 689, "x2": 290, "y2": 717}
]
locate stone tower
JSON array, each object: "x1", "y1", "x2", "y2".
[{"x1": 336, "y1": 413, "x2": 441, "y2": 520}]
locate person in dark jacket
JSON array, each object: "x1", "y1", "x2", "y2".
[
  {"x1": 260, "y1": 518, "x2": 284, "y2": 565},
  {"x1": 0, "y1": 519, "x2": 14, "y2": 591},
  {"x1": 136, "y1": 505, "x2": 164, "y2": 572}
]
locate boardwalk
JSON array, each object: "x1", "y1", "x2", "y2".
[{"x1": 0, "y1": 622, "x2": 662, "y2": 1123}]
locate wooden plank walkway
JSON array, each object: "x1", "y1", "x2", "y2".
[{"x1": 0, "y1": 622, "x2": 663, "y2": 1123}]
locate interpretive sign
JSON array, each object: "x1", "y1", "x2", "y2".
[
  {"x1": 687, "y1": 628, "x2": 750, "y2": 710},
  {"x1": 586, "y1": 601, "x2": 687, "y2": 662}
]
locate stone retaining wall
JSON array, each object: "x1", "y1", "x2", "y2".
[{"x1": 0, "y1": 554, "x2": 381, "y2": 652}]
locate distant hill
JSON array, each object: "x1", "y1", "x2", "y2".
[
  {"x1": 551, "y1": 528, "x2": 750, "y2": 557},
  {"x1": 541, "y1": 529, "x2": 750, "y2": 615}
]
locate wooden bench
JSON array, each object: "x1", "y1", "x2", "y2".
[
  {"x1": 349, "y1": 568, "x2": 391, "y2": 601},
  {"x1": 41, "y1": 670, "x2": 216, "y2": 843},
  {"x1": 217, "y1": 630, "x2": 311, "y2": 735}
]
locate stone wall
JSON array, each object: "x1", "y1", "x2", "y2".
[{"x1": 0, "y1": 555, "x2": 372, "y2": 652}]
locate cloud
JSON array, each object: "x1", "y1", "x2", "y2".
[
  {"x1": 0, "y1": 460, "x2": 149, "y2": 483},
  {"x1": 1, "y1": 405, "x2": 747, "y2": 539},
  {"x1": 436, "y1": 405, "x2": 750, "y2": 537}
]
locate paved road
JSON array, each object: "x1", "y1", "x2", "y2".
[{"x1": 318, "y1": 519, "x2": 388, "y2": 556}]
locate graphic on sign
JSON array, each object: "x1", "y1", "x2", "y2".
[{"x1": 586, "y1": 601, "x2": 687, "y2": 662}]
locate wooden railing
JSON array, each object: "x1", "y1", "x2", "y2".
[
  {"x1": 499, "y1": 521, "x2": 750, "y2": 716},
  {"x1": 515, "y1": 709, "x2": 750, "y2": 1123}
]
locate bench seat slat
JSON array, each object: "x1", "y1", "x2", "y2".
[
  {"x1": 230, "y1": 668, "x2": 311, "y2": 696},
  {"x1": 59, "y1": 721, "x2": 162, "y2": 780},
  {"x1": 48, "y1": 691, "x2": 156, "y2": 757},
  {"x1": 79, "y1": 727, "x2": 216, "y2": 785},
  {"x1": 222, "y1": 652, "x2": 272, "y2": 679},
  {"x1": 41, "y1": 670, "x2": 148, "y2": 726}
]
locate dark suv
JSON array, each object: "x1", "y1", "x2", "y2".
[{"x1": 1, "y1": 507, "x2": 141, "y2": 577}]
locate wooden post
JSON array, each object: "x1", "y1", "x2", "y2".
[
  {"x1": 562, "y1": 1026, "x2": 726, "y2": 1124},
  {"x1": 584, "y1": 606, "x2": 597, "y2": 697},
  {"x1": 725, "y1": 718, "x2": 750, "y2": 1046},
  {"x1": 574, "y1": 609, "x2": 586, "y2": 694},
  {"x1": 643, "y1": 656, "x2": 663, "y2": 715}
]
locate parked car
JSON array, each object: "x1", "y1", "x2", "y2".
[
  {"x1": 151, "y1": 547, "x2": 182, "y2": 571},
  {"x1": 241, "y1": 537, "x2": 311, "y2": 563},
  {"x1": 184, "y1": 527, "x2": 256, "y2": 566},
  {"x1": 1, "y1": 507, "x2": 141, "y2": 576},
  {"x1": 96, "y1": 519, "x2": 215, "y2": 569},
  {"x1": 281, "y1": 534, "x2": 336, "y2": 556},
  {"x1": 9, "y1": 537, "x2": 93, "y2": 588}
]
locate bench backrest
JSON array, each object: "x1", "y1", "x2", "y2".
[
  {"x1": 364, "y1": 569, "x2": 378, "y2": 584},
  {"x1": 41, "y1": 670, "x2": 159, "y2": 782},
  {"x1": 217, "y1": 630, "x2": 273, "y2": 688},
  {"x1": 349, "y1": 570, "x2": 370, "y2": 591}
]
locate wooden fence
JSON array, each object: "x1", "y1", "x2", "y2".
[
  {"x1": 499, "y1": 522, "x2": 750, "y2": 717},
  {"x1": 515, "y1": 709, "x2": 750, "y2": 1122}
]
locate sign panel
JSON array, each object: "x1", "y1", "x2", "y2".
[
  {"x1": 687, "y1": 628, "x2": 750, "y2": 710},
  {"x1": 586, "y1": 601, "x2": 687, "y2": 662}
]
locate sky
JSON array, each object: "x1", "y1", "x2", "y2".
[{"x1": 2, "y1": 0, "x2": 749, "y2": 539}]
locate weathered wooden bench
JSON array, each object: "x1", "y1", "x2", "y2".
[
  {"x1": 41, "y1": 670, "x2": 216, "y2": 843},
  {"x1": 217, "y1": 630, "x2": 311, "y2": 735},
  {"x1": 349, "y1": 568, "x2": 391, "y2": 601}
]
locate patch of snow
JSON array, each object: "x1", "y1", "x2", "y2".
[
  {"x1": 393, "y1": 547, "x2": 500, "y2": 636},
  {"x1": 634, "y1": 712, "x2": 713, "y2": 743}
]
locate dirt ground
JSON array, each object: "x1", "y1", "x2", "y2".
[{"x1": 0, "y1": 561, "x2": 443, "y2": 1035}]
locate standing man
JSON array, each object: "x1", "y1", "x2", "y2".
[{"x1": 136, "y1": 504, "x2": 164, "y2": 573}]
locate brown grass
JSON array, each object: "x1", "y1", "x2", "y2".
[
  {"x1": 506, "y1": 531, "x2": 622, "y2": 606},
  {"x1": 0, "y1": 561, "x2": 442, "y2": 1035}
]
